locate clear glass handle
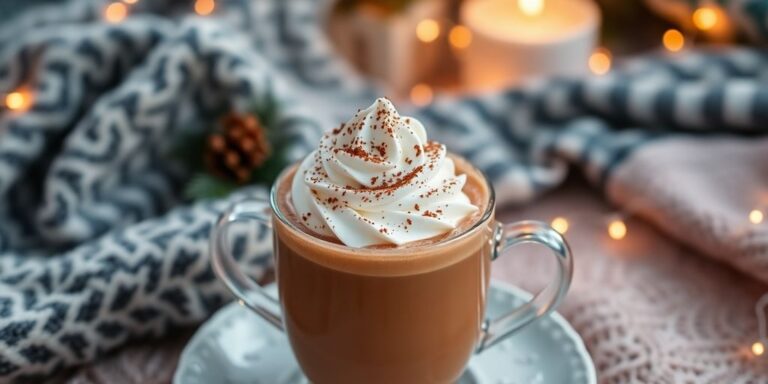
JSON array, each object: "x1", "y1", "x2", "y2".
[
  {"x1": 476, "y1": 220, "x2": 573, "y2": 352},
  {"x1": 210, "y1": 199, "x2": 284, "y2": 331}
]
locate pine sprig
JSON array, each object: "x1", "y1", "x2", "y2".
[
  {"x1": 184, "y1": 173, "x2": 239, "y2": 200},
  {"x1": 176, "y1": 88, "x2": 291, "y2": 201}
]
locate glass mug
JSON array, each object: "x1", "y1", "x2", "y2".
[{"x1": 211, "y1": 158, "x2": 573, "y2": 384}]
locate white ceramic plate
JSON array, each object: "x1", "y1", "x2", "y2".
[{"x1": 174, "y1": 281, "x2": 596, "y2": 384}]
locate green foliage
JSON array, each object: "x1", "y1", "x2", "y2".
[
  {"x1": 184, "y1": 173, "x2": 239, "y2": 200},
  {"x1": 175, "y1": 87, "x2": 293, "y2": 201}
]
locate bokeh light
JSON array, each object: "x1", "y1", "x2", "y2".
[
  {"x1": 752, "y1": 341, "x2": 765, "y2": 356},
  {"x1": 410, "y1": 83, "x2": 433, "y2": 107},
  {"x1": 195, "y1": 0, "x2": 215, "y2": 16},
  {"x1": 416, "y1": 19, "x2": 440, "y2": 43},
  {"x1": 608, "y1": 219, "x2": 627, "y2": 240},
  {"x1": 692, "y1": 7, "x2": 718, "y2": 31},
  {"x1": 662, "y1": 29, "x2": 685, "y2": 52},
  {"x1": 4, "y1": 90, "x2": 32, "y2": 111},
  {"x1": 551, "y1": 217, "x2": 569, "y2": 234},
  {"x1": 749, "y1": 209, "x2": 764, "y2": 224},
  {"x1": 449, "y1": 25, "x2": 472, "y2": 49},
  {"x1": 105, "y1": 2, "x2": 127, "y2": 24},
  {"x1": 589, "y1": 48, "x2": 611, "y2": 75}
]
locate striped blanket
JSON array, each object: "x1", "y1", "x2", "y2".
[{"x1": 0, "y1": 0, "x2": 766, "y2": 381}]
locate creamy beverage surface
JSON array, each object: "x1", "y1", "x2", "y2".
[
  {"x1": 290, "y1": 98, "x2": 479, "y2": 248},
  {"x1": 273, "y1": 100, "x2": 493, "y2": 382}
]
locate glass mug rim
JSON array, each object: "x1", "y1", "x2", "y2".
[
  {"x1": 268, "y1": 154, "x2": 497, "y2": 259},
  {"x1": 212, "y1": 153, "x2": 573, "y2": 361}
]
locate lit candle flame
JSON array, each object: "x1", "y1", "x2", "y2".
[{"x1": 518, "y1": 0, "x2": 544, "y2": 17}]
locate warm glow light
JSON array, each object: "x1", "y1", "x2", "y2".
[
  {"x1": 123, "y1": 0, "x2": 138, "y2": 4},
  {"x1": 416, "y1": 19, "x2": 440, "y2": 43},
  {"x1": 750, "y1": 209, "x2": 764, "y2": 224},
  {"x1": 692, "y1": 7, "x2": 718, "y2": 31},
  {"x1": 105, "y1": 2, "x2": 127, "y2": 23},
  {"x1": 662, "y1": 29, "x2": 685, "y2": 52},
  {"x1": 589, "y1": 48, "x2": 611, "y2": 76},
  {"x1": 449, "y1": 25, "x2": 473, "y2": 49},
  {"x1": 551, "y1": 217, "x2": 569, "y2": 234},
  {"x1": 194, "y1": 0, "x2": 215, "y2": 16},
  {"x1": 4, "y1": 90, "x2": 32, "y2": 111},
  {"x1": 5, "y1": 92, "x2": 25, "y2": 110},
  {"x1": 608, "y1": 219, "x2": 626, "y2": 240},
  {"x1": 753, "y1": 341, "x2": 765, "y2": 356},
  {"x1": 410, "y1": 83, "x2": 433, "y2": 107},
  {"x1": 518, "y1": 0, "x2": 544, "y2": 17}
]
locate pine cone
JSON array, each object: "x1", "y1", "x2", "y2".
[{"x1": 205, "y1": 112, "x2": 271, "y2": 183}]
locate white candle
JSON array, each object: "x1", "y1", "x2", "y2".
[{"x1": 460, "y1": 0, "x2": 600, "y2": 91}]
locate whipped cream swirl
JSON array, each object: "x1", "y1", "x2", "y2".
[{"x1": 290, "y1": 98, "x2": 478, "y2": 248}]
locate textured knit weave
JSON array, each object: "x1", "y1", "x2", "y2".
[{"x1": 1, "y1": 0, "x2": 768, "y2": 381}]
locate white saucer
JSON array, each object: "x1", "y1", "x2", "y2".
[{"x1": 174, "y1": 281, "x2": 596, "y2": 384}]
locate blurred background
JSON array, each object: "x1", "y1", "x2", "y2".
[{"x1": 1, "y1": 0, "x2": 767, "y2": 383}]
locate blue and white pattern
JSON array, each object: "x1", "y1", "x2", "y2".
[{"x1": 0, "y1": 0, "x2": 766, "y2": 381}]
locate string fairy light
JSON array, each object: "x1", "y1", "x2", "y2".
[
  {"x1": 449, "y1": 25, "x2": 472, "y2": 50},
  {"x1": 753, "y1": 341, "x2": 765, "y2": 356},
  {"x1": 4, "y1": 89, "x2": 33, "y2": 111},
  {"x1": 410, "y1": 83, "x2": 433, "y2": 106},
  {"x1": 607, "y1": 218, "x2": 627, "y2": 240},
  {"x1": 692, "y1": 6, "x2": 719, "y2": 31},
  {"x1": 753, "y1": 293, "x2": 768, "y2": 357},
  {"x1": 551, "y1": 217, "x2": 569, "y2": 234},
  {"x1": 194, "y1": 0, "x2": 215, "y2": 16},
  {"x1": 548, "y1": 214, "x2": 628, "y2": 239},
  {"x1": 588, "y1": 48, "x2": 611, "y2": 76},
  {"x1": 662, "y1": 29, "x2": 685, "y2": 52},
  {"x1": 5, "y1": 91, "x2": 25, "y2": 110},
  {"x1": 547, "y1": 207, "x2": 766, "y2": 359},
  {"x1": 416, "y1": 19, "x2": 440, "y2": 43},
  {"x1": 104, "y1": 2, "x2": 128, "y2": 23}
]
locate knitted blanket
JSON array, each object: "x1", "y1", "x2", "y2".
[{"x1": 0, "y1": 0, "x2": 766, "y2": 381}]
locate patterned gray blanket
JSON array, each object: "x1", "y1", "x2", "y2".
[{"x1": 1, "y1": 0, "x2": 767, "y2": 381}]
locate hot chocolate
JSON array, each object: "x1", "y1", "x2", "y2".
[
  {"x1": 268, "y1": 99, "x2": 494, "y2": 383},
  {"x1": 211, "y1": 98, "x2": 573, "y2": 384},
  {"x1": 272, "y1": 154, "x2": 493, "y2": 383}
]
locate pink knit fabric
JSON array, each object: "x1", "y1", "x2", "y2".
[
  {"x1": 495, "y1": 178, "x2": 768, "y2": 383},
  {"x1": 495, "y1": 136, "x2": 768, "y2": 383},
  {"x1": 607, "y1": 136, "x2": 768, "y2": 284}
]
